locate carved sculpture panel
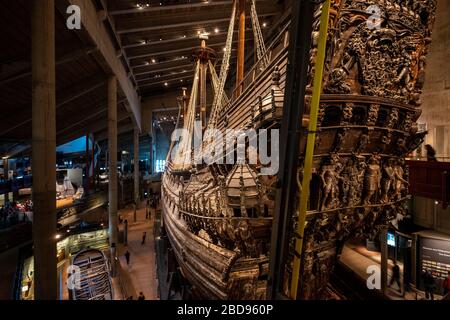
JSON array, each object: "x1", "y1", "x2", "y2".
[{"x1": 288, "y1": 0, "x2": 437, "y2": 300}]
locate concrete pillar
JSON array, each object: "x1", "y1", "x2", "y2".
[
  {"x1": 124, "y1": 219, "x2": 128, "y2": 245},
  {"x1": 107, "y1": 76, "x2": 118, "y2": 277},
  {"x1": 85, "y1": 133, "x2": 90, "y2": 194},
  {"x1": 133, "y1": 128, "x2": 140, "y2": 222},
  {"x1": 31, "y1": 0, "x2": 57, "y2": 300},
  {"x1": 3, "y1": 158, "x2": 9, "y2": 202},
  {"x1": 380, "y1": 228, "x2": 388, "y2": 295},
  {"x1": 91, "y1": 134, "x2": 96, "y2": 191}
]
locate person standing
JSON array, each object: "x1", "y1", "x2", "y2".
[
  {"x1": 425, "y1": 144, "x2": 437, "y2": 162},
  {"x1": 145, "y1": 198, "x2": 150, "y2": 220},
  {"x1": 141, "y1": 231, "x2": 147, "y2": 245},
  {"x1": 138, "y1": 292, "x2": 145, "y2": 300},
  {"x1": 125, "y1": 250, "x2": 130, "y2": 265},
  {"x1": 422, "y1": 270, "x2": 436, "y2": 300},
  {"x1": 388, "y1": 263, "x2": 401, "y2": 292}
]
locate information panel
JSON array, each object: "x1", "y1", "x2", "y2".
[{"x1": 419, "y1": 237, "x2": 450, "y2": 294}]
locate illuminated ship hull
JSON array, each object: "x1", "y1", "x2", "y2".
[
  {"x1": 162, "y1": 0, "x2": 437, "y2": 300},
  {"x1": 162, "y1": 25, "x2": 289, "y2": 299}
]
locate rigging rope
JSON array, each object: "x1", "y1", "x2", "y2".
[
  {"x1": 208, "y1": 60, "x2": 230, "y2": 106},
  {"x1": 172, "y1": 60, "x2": 201, "y2": 171},
  {"x1": 165, "y1": 95, "x2": 183, "y2": 163},
  {"x1": 250, "y1": 0, "x2": 269, "y2": 67},
  {"x1": 207, "y1": 0, "x2": 237, "y2": 130}
]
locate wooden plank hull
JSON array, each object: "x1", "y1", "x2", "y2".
[{"x1": 71, "y1": 248, "x2": 113, "y2": 300}]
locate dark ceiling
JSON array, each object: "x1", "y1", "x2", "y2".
[{"x1": 0, "y1": 0, "x2": 287, "y2": 158}]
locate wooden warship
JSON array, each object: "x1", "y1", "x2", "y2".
[
  {"x1": 161, "y1": 0, "x2": 438, "y2": 299},
  {"x1": 70, "y1": 248, "x2": 113, "y2": 300}
]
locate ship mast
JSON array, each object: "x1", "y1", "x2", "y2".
[
  {"x1": 199, "y1": 40, "x2": 208, "y2": 131},
  {"x1": 236, "y1": 0, "x2": 246, "y2": 97},
  {"x1": 182, "y1": 87, "x2": 188, "y2": 123},
  {"x1": 194, "y1": 36, "x2": 217, "y2": 131}
]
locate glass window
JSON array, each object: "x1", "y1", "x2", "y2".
[{"x1": 155, "y1": 160, "x2": 166, "y2": 173}]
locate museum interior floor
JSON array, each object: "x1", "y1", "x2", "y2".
[
  {"x1": 57, "y1": 202, "x2": 159, "y2": 300},
  {"x1": 340, "y1": 243, "x2": 443, "y2": 300},
  {"x1": 116, "y1": 202, "x2": 159, "y2": 300}
]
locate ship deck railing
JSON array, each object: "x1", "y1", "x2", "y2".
[
  {"x1": 230, "y1": 22, "x2": 290, "y2": 105},
  {"x1": 179, "y1": 209, "x2": 272, "y2": 221}
]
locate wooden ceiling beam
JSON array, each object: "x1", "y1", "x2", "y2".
[
  {"x1": 134, "y1": 63, "x2": 193, "y2": 77},
  {"x1": 0, "y1": 76, "x2": 106, "y2": 136},
  {"x1": 57, "y1": 98, "x2": 127, "y2": 136},
  {"x1": 64, "y1": 0, "x2": 141, "y2": 130},
  {"x1": 57, "y1": 107, "x2": 130, "y2": 146},
  {"x1": 122, "y1": 28, "x2": 252, "y2": 49},
  {"x1": 109, "y1": 1, "x2": 235, "y2": 16},
  {"x1": 0, "y1": 46, "x2": 98, "y2": 86},
  {"x1": 139, "y1": 74, "x2": 194, "y2": 88},
  {"x1": 132, "y1": 53, "x2": 235, "y2": 71},
  {"x1": 117, "y1": 13, "x2": 276, "y2": 35},
  {"x1": 136, "y1": 70, "x2": 195, "y2": 85},
  {"x1": 128, "y1": 40, "x2": 238, "y2": 61}
]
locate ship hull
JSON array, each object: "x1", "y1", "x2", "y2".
[{"x1": 162, "y1": 174, "x2": 270, "y2": 300}]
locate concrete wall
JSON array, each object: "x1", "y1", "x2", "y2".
[
  {"x1": 413, "y1": 196, "x2": 450, "y2": 235},
  {"x1": 413, "y1": 0, "x2": 450, "y2": 236},
  {"x1": 141, "y1": 91, "x2": 181, "y2": 135},
  {"x1": 418, "y1": 0, "x2": 450, "y2": 159},
  {"x1": 141, "y1": 85, "x2": 215, "y2": 135}
]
